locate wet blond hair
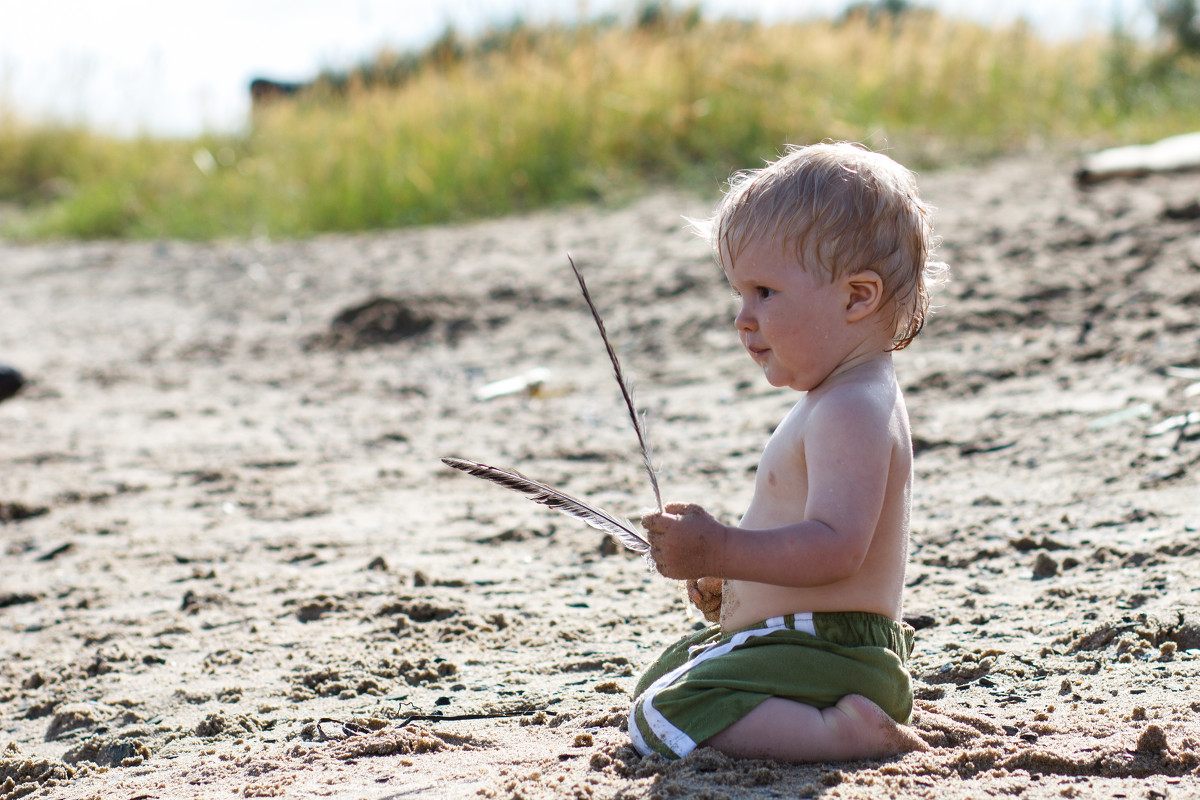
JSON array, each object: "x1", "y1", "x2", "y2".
[{"x1": 693, "y1": 142, "x2": 948, "y2": 350}]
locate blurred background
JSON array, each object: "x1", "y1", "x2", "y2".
[
  {"x1": 0, "y1": 0, "x2": 1196, "y2": 239},
  {"x1": 0, "y1": 0, "x2": 1156, "y2": 137}
]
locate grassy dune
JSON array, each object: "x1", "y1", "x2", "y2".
[{"x1": 3, "y1": 7, "x2": 1200, "y2": 240}]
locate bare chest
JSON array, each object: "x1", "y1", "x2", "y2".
[{"x1": 740, "y1": 407, "x2": 810, "y2": 527}]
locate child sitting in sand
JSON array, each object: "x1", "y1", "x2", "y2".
[{"x1": 631, "y1": 142, "x2": 947, "y2": 762}]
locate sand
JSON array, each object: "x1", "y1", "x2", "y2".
[{"x1": 1, "y1": 156, "x2": 1199, "y2": 799}]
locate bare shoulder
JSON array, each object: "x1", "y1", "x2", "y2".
[{"x1": 807, "y1": 371, "x2": 902, "y2": 434}]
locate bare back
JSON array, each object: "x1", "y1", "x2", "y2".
[{"x1": 720, "y1": 364, "x2": 912, "y2": 631}]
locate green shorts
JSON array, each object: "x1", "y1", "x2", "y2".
[{"x1": 629, "y1": 612, "x2": 915, "y2": 759}]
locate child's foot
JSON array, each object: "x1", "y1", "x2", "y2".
[
  {"x1": 830, "y1": 694, "x2": 928, "y2": 759},
  {"x1": 704, "y1": 694, "x2": 927, "y2": 762}
]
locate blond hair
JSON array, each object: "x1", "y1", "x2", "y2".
[{"x1": 693, "y1": 142, "x2": 947, "y2": 349}]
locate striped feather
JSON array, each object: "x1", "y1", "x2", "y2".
[
  {"x1": 568, "y1": 256, "x2": 663, "y2": 512},
  {"x1": 441, "y1": 457, "x2": 649, "y2": 553}
]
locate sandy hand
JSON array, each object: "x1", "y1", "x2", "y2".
[
  {"x1": 641, "y1": 502, "x2": 728, "y2": 581},
  {"x1": 687, "y1": 577, "x2": 722, "y2": 622}
]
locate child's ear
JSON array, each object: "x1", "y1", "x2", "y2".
[{"x1": 843, "y1": 270, "x2": 884, "y2": 322}]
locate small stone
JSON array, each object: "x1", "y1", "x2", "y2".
[
  {"x1": 0, "y1": 364, "x2": 25, "y2": 403},
  {"x1": 296, "y1": 601, "x2": 336, "y2": 622},
  {"x1": 1032, "y1": 552, "x2": 1058, "y2": 579}
]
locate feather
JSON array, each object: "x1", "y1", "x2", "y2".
[
  {"x1": 567, "y1": 255, "x2": 663, "y2": 512},
  {"x1": 441, "y1": 457, "x2": 649, "y2": 553}
]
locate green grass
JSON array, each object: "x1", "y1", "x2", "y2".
[{"x1": 4, "y1": 7, "x2": 1200, "y2": 240}]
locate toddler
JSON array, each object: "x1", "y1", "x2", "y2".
[{"x1": 631, "y1": 142, "x2": 947, "y2": 762}]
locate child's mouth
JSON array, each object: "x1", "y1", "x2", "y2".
[{"x1": 747, "y1": 345, "x2": 769, "y2": 363}]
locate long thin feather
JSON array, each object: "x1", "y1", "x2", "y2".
[
  {"x1": 567, "y1": 255, "x2": 663, "y2": 512},
  {"x1": 442, "y1": 457, "x2": 649, "y2": 553}
]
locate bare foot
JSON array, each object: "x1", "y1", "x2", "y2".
[
  {"x1": 833, "y1": 694, "x2": 929, "y2": 759},
  {"x1": 703, "y1": 695, "x2": 927, "y2": 762}
]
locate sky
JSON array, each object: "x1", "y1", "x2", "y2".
[{"x1": 0, "y1": 0, "x2": 1155, "y2": 137}]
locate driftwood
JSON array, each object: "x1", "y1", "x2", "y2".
[{"x1": 1076, "y1": 131, "x2": 1200, "y2": 185}]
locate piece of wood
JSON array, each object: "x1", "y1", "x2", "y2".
[{"x1": 1076, "y1": 131, "x2": 1200, "y2": 184}]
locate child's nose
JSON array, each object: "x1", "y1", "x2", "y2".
[{"x1": 735, "y1": 302, "x2": 756, "y2": 331}]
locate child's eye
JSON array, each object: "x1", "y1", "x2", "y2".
[{"x1": 756, "y1": 286, "x2": 774, "y2": 300}]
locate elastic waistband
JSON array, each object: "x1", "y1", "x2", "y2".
[{"x1": 723, "y1": 611, "x2": 914, "y2": 661}]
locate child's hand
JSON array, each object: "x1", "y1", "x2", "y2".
[
  {"x1": 687, "y1": 577, "x2": 722, "y2": 622},
  {"x1": 641, "y1": 502, "x2": 729, "y2": 581}
]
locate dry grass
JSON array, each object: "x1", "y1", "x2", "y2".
[{"x1": 4, "y1": 9, "x2": 1200, "y2": 239}]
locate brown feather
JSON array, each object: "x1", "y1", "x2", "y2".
[
  {"x1": 567, "y1": 255, "x2": 663, "y2": 512},
  {"x1": 441, "y1": 457, "x2": 650, "y2": 553}
]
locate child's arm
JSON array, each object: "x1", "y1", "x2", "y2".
[{"x1": 644, "y1": 392, "x2": 893, "y2": 587}]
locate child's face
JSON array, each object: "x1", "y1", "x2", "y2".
[{"x1": 722, "y1": 236, "x2": 853, "y2": 391}]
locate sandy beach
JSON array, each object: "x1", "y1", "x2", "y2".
[{"x1": 2, "y1": 155, "x2": 1199, "y2": 799}]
